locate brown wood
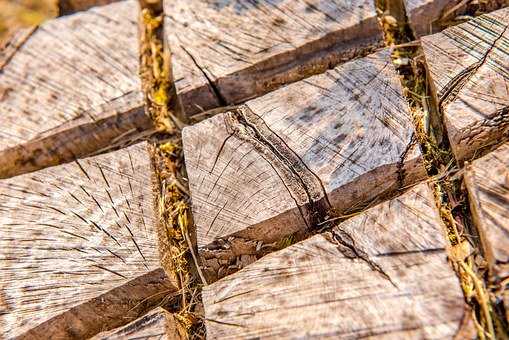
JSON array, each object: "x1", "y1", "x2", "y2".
[
  {"x1": 0, "y1": 0, "x2": 155, "y2": 179},
  {"x1": 0, "y1": 142, "x2": 175, "y2": 338},
  {"x1": 202, "y1": 183, "x2": 472, "y2": 339},
  {"x1": 91, "y1": 307, "x2": 179, "y2": 340},
  {"x1": 0, "y1": 0, "x2": 385, "y2": 179},
  {"x1": 183, "y1": 48, "x2": 426, "y2": 280},
  {"x1": 58, "y1": 0, "x2": 121, "y2": 15},
  {"x1": 421, "y1": 7, "x2": 509, "y2": 163},
  {"x1": 404, "y1": 0, "x2": 508, "y2": 36},
  {"x1": 404, "y1": 0, "x2": 457, "y2": 36},
  {"x1": 464, "y1": 142, "x2": 509, "y2": 279},
  {"x1": 164, "y1": 0, "x2": 383, "y2": 116}
]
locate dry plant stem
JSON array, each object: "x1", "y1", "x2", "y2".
[
  {"x1": 375, "y1": 0, "x2": 506, "y2": 338},
  {"x1": 139, "y1": 0, "x2": 205, "y2": 338}
]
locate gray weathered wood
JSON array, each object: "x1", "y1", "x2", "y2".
[
  {"x1": 202, "y1": 182, "x2": 472, "y2": 339},
  {"x1": 421, "y1": 8, "x2": 509, "y2": 162},
  {"x1": 91, "y1": 307, "x2": 178, "y2": 340},
  {"x1": 165, "y1": 0, "x2": 383, "y2": 116},
  {"x1": 0, "y1": 142, "x2": 173, "y2": 339},
  {"x1": 183, "y1": 48, "x2": 426, "y2": 277},
  {"x1": 0, "y1": 0, "x2": 155, "y2": 179},
  {"x1": 464, "y1": 142, "x2": 509, "y2": 278}
]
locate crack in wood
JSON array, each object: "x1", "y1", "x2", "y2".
[
  {"x1": 326, "y1": 229, "x2": 397, "y2": 287},
  {"x1": 223, "y1": 105, "x2": 332, "y2": 230},
  {"x1": 438, "y1": 23, "x2": 509, "y2": 109},
  {"x1": 459, "y1": 106, "x2": 509, "y2": 148}
]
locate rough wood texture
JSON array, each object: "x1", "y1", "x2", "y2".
[
  {"x1": 0, "y1": 142, "x2": 172, "y2": 339},
  {"x1": 165, "y1": 0, "x2": 383, "y2": 116},
  {"x1": 92, "y1": 307, "x2": 178, "y2": 340},
  {"x1": 0, "y1": 0, "x2": 385, "y2": 179},
  {"x1": 422, "y1": 8, "x2": 509, "y2": 162},
  {"x1": 202, "y1": 183, "x2": 470, "y2": 339},
  {"x1": 0, "y1": 0, "x2": 153, "y2": 179},
  {"x1": 183, "y1": 49, "x2": 425, "y2": 258},
  {"x1": 404, "y1": 0, "x2": 456, "y2": 36},
  {"x1": 464, "y1": 142, "x2": 509, "y2": 278},
  {"x1": 58, "y1": 0, "x2": 121, "y2": 15},
  {"x1": 405, "y1": 0, "x2": 508, "y2": 36}
]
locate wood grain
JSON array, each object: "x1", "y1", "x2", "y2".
[
  {"x1": 404, "y1": 0, "x2": 508, "y2": 36},
  {"x1": 0, "y1": 0, "x2": 385, "y2": 178},
  {"x1": 183, "y1": 48, "x2": 425, "y2": 259},
  {"x1": 404, "y1": 0, "x2": 456, "y2": 36},
  {"x1": 464, "y1": 142, "x2": 509, "y2": 278},
  {"x1": 0, "y1": 142, "x2": 173, "y2": 339},
  {"x1": 91, "y1": 307, "x2": 179, "y2": 340},
  {"x1": 0, "y1": 0, "x2": 156, "y2": 179},
  {"x1": 202, "y1": 183, "x2": 471, "y2": 339},
  {"x1": 164, "y1": 0, "x2": 383, "y2": 116},
  {"x1": 421, "y1": 8, "x2": 509, "y2": 162}
]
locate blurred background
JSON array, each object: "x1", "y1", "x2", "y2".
[{"x1": 0, "y1": 0, "x2": 57, "y2": 42}]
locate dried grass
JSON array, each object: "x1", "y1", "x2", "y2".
[
  {"x1": 375, "y1": 1, "x2": 507, "y2": 338},
  {"x1": 139, "y1": 2, "x2": 205, "y2": 338}
]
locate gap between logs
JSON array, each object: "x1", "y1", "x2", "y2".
[
  {"x1": 375, "y1": 0, "x2": 508, "y2": 338},
  {"x1": 138, "y1": 0, "x2": 205, "y2": 338}
]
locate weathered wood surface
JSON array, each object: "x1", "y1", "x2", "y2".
[
  {"x1": 404, "y1": 0, "x2": 508, "y2": 36},
  {"x1": 0, "y1": 0, "x2": 153, "y2": 179},
  {"x1": 404, "y1": 0, "x2": 456, "y2": 36},
  {"x1": 165, "y1": 0, "x2": 383, "y2": 116},
  {"x1": 183, "y1": 48, "x2": 425, "y2": 265},
  {"x1": 202, "y1": 183, "x2": 471, "y2": 339},
  {"x1": 92, "y1": 307, "x2": 178, "y2": 340},
  {"x1": 0, "y1": 0, "x2": 386, "y2": 179},
  {"x1": 0, "y1": 142, "x2": 174, "y2": 339},
  {"x1": 422, "y1": 8, "x2": 509, "y2": 162},
  {"x1": 464, "y1": 142, "x2": 509, "y2": 278},
  {"x1": 58, "y1": 0, "x2": 121, "y2": 15}
]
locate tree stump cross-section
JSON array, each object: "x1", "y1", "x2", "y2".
[
  {"x1": 202, "y1": 183, "x2": 473, "y2": 339},
  {"x1": 0, "y1": 142, "x2": 174, "y2": 339},
  {"x1": 164, "y1": 0, "x2": 383, "y2": 116},
  {"x1": 0, "y1": 0, "x2": 151, "y2": 179},
  {"x1": 421, "y1": 7, "x2": 509, "y2": 163},
  {"x1": 464, "y1": 142, "x2": 509, "y2": 279},
  {"x1": 0, "y1": 0, "x2": 386, "y2": 179},
  {"x1": 183, "y1": 48, "x2": 426, "y2": 281}
]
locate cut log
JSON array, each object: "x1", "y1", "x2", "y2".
[
  {"x1": 0, "y1": 142, "x2": 174, "y2": 339},
  {"x1": 58, "y1": 0, "x2": 121, "y2": 15},
  {"x1": 404, "y1": 0, "x2": 456, "y2": 36},
  {"x1": 91, "y1": 307, "x2": 179, "y2": 340},
  {"x1": 404, "y1": 0, "x2": 508, "y2": 36},
  {"x1": 164, "y1": 0, "x2": 383, "y2": 116},
  {"x1": 421, "y1": 8, "x2": 509, "y2": 163},
  {"x1": 183, "y1": 48, "x2": 426, "y2": 280},
  {"x1": 464, "y1": 142, "x2": 509, "y2": 278},
  {"x1": 0, "y1": 0, "x2": 155, "y2": 179},
  {"x1": 0, "y1": 0, "x2": 385, "y2": 179},
  {"x1": 202, "y1": 183, "x2": 473, "y2": 339}
]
